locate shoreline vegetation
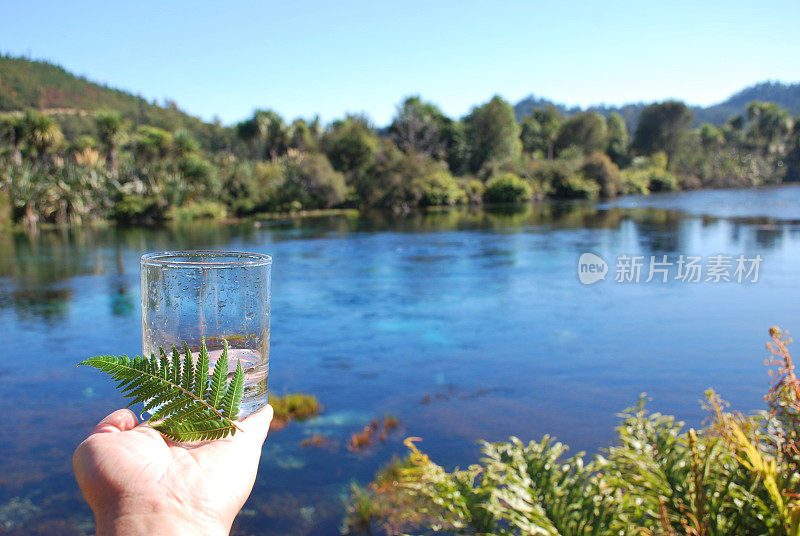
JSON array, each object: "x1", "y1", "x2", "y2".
[
  {"x1": 344, "y1": 327, "x2": 800, "y2": 536},
  {"x1": 1, "y1": 60, "x2": 798, "y2": 230}
]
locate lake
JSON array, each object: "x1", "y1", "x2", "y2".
[{"x1": 2, "y1": 185, "x2": 800, "y2": 534}]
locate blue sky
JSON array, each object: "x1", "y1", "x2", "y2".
[{"x1": 2, "y1": 0, "x2": 798, "y2": 126}]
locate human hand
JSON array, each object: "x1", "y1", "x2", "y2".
[{"x1": 73, "y1": 406, "x2": 273, "y2": 536}]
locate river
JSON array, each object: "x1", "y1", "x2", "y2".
[{"x1": 2, "y1": 185, "x2": 800, "y2": 534}]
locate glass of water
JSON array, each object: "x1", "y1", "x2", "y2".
[{"x1": 140, "y1": 251, "x2": 271, "y2": 418}]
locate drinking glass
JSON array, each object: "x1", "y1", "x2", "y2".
[{"x1": 140, "y1": 251, "x2": 271, "y2": 418}]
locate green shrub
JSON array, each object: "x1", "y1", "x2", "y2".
[
  {"x1": 0, "y1": 189, "x2": 12, "y2": 227},
  {"x1": 112, "y1": 195, "x2": 163, "y2": 224},
  {"x1": 166, "y1": 200, "x2": 227, "y2": 221},
  {"x1": 179, "y1": 154, "x2": 221, "y2": 198},
  {"x1": 648, "y1": 168, "x2": 678, "y2": 192},
  {"x1": 580, "y1": 152, "x2": 621, "y2": 198},
  {"x1": 222, "y1": 160, "x2": 284, "y2": 215},
  {"x1": 623, "y1": 153, "x2": 678, "y2": 193},
  {"x1": 528, "y1": 159, "x2": 578, "y2": 197},
  {"x1": 483, "y1": 173, "x2": 532, "y2": 203},
  {"x1": 461, "y1": 178, "x2": 485, "y2": 204},
  {"x1": 280, "y1": 153, "x2": 347, "y2": 209},
  {"x1": 553, "y1": 144, "x2": 586, "y2": 161},
  {"x1": 620, "y1": 168, "x2": 651, "y2": 195},
  {"x1": 411, "y1": 170, "x2": 466, "y2": 206},
  {"x1": 552, "y1": 175, "x2": 600, "y2": 199}
]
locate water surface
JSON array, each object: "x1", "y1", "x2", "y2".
[{"x1": 2, "y1": 186, "x2": 800, "y2": 534}]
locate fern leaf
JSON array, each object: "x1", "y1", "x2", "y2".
[
  {"x1": 147, "y1": 387, "x2": 185, "y2": 418},
  {"x1": 149, "y1": 393, "x2": 192, "y2": 423},
  {"x1": 222, "y1": 359, "x2": 244, "y2": 420},
  {"x1": 207, "y1": 341, "x2": 229, "y2": 408},
  {"x1": 158, "y1": 347, "x2": 167, "y2": 373},
  {"x1": 194, "y1": 339, "x2": 210, "y2": 400},
  {"x1": 78, "y1": 340, "x2": 244, "y2": 442},
  {"x1": 155, "y1": 416, "x2": 239, "y2": 442},
  {"x1": 171, "y1": 345, "x2": 181, "y2": 385},
  {"x1": 181, "y1": 341, "x2": 194, "y2": 391}
]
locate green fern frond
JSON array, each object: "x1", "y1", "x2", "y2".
[
  {"x1": 78, "y1": 339, "x2": 244, "y2": 442},
  {"x1": 222, "y1": 359, "x2": 244, "y2": 421}
]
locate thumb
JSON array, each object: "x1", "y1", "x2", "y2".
[
  {"x1": 91, "y1": 408, "x2": 140, "y2": 434},
  {"x1": 237, "y1": 404, "x2": 274, "y2": 446}
]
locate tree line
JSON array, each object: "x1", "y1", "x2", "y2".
[{"x1": 0, "y1": 94, "x2": 798, "y2": 227}]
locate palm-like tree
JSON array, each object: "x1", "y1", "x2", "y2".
[
  {"x1": 0, "y1": 114, "x2": 25, "y2": 165},
  {"x1": 6, "y1": 162, "x2": 43, "y2": 229},
  {"x1": 173, "y1": 129, "x2": 200, "y2": 158},
  {"x1": 22, "y1": 110, "x2": 63, "y2": 164},
  {"x1": 235, "y1": 109, "x2": 288, "y2": 161},
  {"x1": 133, "y1": 125, "x2": 173, "y2": 163},
  {"x1": 94, "y1": 111, "x2": 126, "y2": 178},
  {"x1": 747, "y1": 102, "x2": 794, "y2": 154},
  {"x1": 288, "y1": 119, "x2": 317, "y2": 152}
]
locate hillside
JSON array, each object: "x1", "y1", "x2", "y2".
[
  {"x1": 514, "y1": 80, "x2": 800, "y2": 129},
  {"x1": 0, "y1": 54, "x2": 234, "y2": 150},
  {"x1": 2, "y1": 54, "x2": 798, "y2": 145},
  {"x1": 696, "y1": 81, "x2": 800, "y2": 125}
]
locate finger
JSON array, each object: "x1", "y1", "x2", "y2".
[
  {"x1": 91, "y1": 408, "x2": 139, "y2": 434},
  {"x1": 236, "y1": 404, "x2": 273, "y2": 444}
]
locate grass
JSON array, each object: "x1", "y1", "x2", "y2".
[
  {"x1": 345, "y1": 483, "x2": 375, "y2": 535},
  {"x1": 372, "y1": 455, "x2": 415, "y2": 489},
  {"x1": 342, "y1": 455, "x2": 425, "y2": 535}
]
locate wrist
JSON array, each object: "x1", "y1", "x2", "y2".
[{"x1": 94, "y1": 500, "x2": 229, "y2": 536}]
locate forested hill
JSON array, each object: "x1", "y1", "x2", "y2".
[
  {"x1": 0, "y1": 55, "x2": 234, "y2": 150},
  {"x1": 1, "y1": 54, "x2": 797, "y2": 228},
  {"x1": 513, "y1": 81, "x2": 800, "y2": 128},
  {"x1": 2, "y1": 53, "x2": 798, "y2": 140}
]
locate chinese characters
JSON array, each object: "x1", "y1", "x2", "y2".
[{"x1": 612, "y1": 254, "x2": 762, "y2": 283}]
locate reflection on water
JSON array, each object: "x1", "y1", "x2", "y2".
[{"x1": 2, "y1": 186, "x2": 800, "y2": 534}]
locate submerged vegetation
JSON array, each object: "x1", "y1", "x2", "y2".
[
  {"x1": 347, "y1": 415, "x2": 401, "y2": 452},
  {"x1": 345, "y1": 327, "x2": 800, "y2": 535},
  {"x1": 1, "y1": 57, "x2": 799, "y2": 229},
  {"x1": 270, "y1": 392, "x2": 321, "y2": 428}
]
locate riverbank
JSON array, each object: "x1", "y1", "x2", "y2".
[{"x1": 4, "y1": 181, "x2": 799, "y2": 234}]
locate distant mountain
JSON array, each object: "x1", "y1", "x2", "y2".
[
  {"x1": 0, "y1": 55, "x2": 233, "y2": 149},
  {"x1": 2, "y1": 54, "x2": 798, "y2": 143},
  {"x1": 514, "y1": 81, "x2": 800, "y2": 131},
  {"x1": 694, "y1": 82, "x2": 800, "y2": 125}
]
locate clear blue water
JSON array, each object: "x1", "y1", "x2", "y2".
[{"x1": 2, "y1": 185, "x2": 800, "y2": 534}]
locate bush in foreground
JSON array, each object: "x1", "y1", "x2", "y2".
[{"x1": 346, "y1": 327, "x2": 800, "y2": 535}]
